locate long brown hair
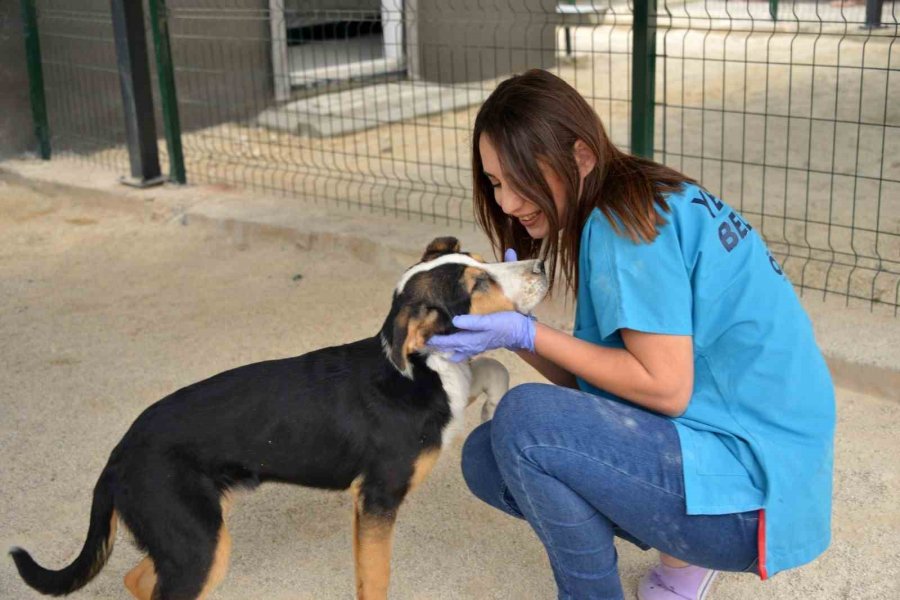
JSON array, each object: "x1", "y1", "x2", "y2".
[{"x1": 472, "y1": 69, "x2": 695, "y2": 295}]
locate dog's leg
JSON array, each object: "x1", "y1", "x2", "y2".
[
  {"x1": 468, "y1": 357, "x2": 510, "y2": 421},
  {"x1": 123, "y1": 557, "x2": 156, "y2": 600},
  {"x1": 350, "y1": 448, "x2": 438, "y2": 600},
  {"x1": 351, "y1": 478, "x2": 362, "y2": 591},
  {"x1": 350, "y1": 484, "x2": 397, "y2": 600},
  {"x1": 408, "y1": 449, "x2": 440, "y2": 493},
  {"x1": 356, "y1": 511, "x2": 396, "y2": 600},
  {"x1": 196, "y1": 524, "x2": 232, "y2": 600}
]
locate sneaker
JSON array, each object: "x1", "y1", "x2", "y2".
[{"x1": 637, "y1": 563, "x2": 718, "y2": 600}]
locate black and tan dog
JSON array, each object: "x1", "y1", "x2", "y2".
[{"x1": 11, "y1": 237, "x2": 548, "y2": 600}]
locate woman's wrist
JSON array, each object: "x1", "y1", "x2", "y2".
[
  {"x1": 518, "y1": 313, "x2": 538, "y2": 352},
  {"x1": 532, "y1": 321, "x2": 553, "y2": 354}
]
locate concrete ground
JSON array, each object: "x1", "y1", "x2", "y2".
[{"x1": 0, "y1": 163, "x2": 898, "y2": 599}]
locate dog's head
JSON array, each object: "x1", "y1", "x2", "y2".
[{"x1": 380, "y1": 236, "x2": 549, "y2": 377}]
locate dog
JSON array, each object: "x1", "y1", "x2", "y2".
[{"x1": 11, "y1": 236, "x2": 548, "y2": 600}]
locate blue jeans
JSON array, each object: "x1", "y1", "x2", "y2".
[{"x1": 462, "y1": 383, "x2": 758, "y2": 600}]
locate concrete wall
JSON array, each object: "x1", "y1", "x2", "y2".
[
  {"x1": 167, "y1": 0, "x2": 274, "y2": 131},
  {"x1": 1, "y1": 0, "x2": 274, "y2": 162},
  {"x1": 409, "y1": 0, "x2": 557, "y2": 84},
  {"x1": 0, "y1": 0, "x2": 34, "y2": 159}
]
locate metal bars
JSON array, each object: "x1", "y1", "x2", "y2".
[
  {"x1": 149, "y1": 0, "x2": 186, "y2": 184},
  {"x1": 632, "y1": 0, "x2": 658, "y2": 158},
  {"x1": 109, "y1": 0, "x2": 163, "y2": 186},
  {"x1": 19, "y1": 0, "x2": 50, "y2": 159},
  {"x1": 864, "y1": 0, "x2": 886, "y2": 29}
]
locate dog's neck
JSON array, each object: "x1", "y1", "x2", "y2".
[{"x1": 377, "y1": 307, "x2": 454, "y2": 380}]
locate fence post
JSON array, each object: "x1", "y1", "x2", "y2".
[
  {"x1": 631, "y1": 0, "x2": 657, "y2": 159},
  {"x1": 862, "y1": 0, "x2": 885, "y2": 29},
  {"x1": 769, "y1": 0, "x2": 778, "y2": 21},
  {"x1": 110, "y1": 0, "x2": 164, "y2": 187},
  {"x1": 269, "y1": 0, "x2": 290, "y2": 102},
  {"x1": 19, "y1": 0, "x2": 50, "y2": 159},
  {"x1": 148, "y1": 0, "x2": 186, "y2": 184}
]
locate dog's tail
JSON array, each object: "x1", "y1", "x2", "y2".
[{"x1": 10, "y1": 470, "x2": 117, "y2": 596}]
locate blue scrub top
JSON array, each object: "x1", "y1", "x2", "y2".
[{"x1": 573, "y1": 183, "x2": 835, "y2": 579}]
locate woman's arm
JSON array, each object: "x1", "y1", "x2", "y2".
[
  {"x1": 533, "y1": 323, "x2": 694, "y2": 417},
  {"x1": 512, "y1": 348, "x2": 579, "y2": 389}
]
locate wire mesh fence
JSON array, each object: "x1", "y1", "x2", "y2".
[
  {"x1": 19, "y1": 0, "x2": 900, "y2": 311},
  {"x1": 31, "y1": 0, "x2": 130, "y2": 171},
  {"x1": 654, "y1": 1, "x2": 899, "y2": 311}
]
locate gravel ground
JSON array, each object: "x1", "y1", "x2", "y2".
[{"x1": 1, "y1": 174, "x2": 898, "y2": 599}]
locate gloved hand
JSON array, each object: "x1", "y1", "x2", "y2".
[
  {"x1": 428, "y1": 247, "x2": 535, "y2": 362},
  {"x1": 427, "y1": 312, "x2": 537, "y2": 362}
]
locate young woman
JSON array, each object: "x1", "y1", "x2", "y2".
[{"x1": 428, "y1": 69, "x2": 835, "y2": 600}]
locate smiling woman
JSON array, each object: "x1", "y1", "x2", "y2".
[
  {"x1": 470, "y1": 69, "x2": 693, "y2": 297},
  {"x1": 432, "y1": 69, "x2": 837, "y2": 600}
]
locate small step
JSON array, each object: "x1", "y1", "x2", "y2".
[
  {"x1": 556, "y1": 2, "x2": 608, "y2": 24},
  {"x1": 256, "y1": 81, "x2": 492, "y2": 138}
]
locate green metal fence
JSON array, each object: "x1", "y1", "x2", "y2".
[
  {"x1": 22, "y1": 0, "x2": 130, "y2": 171},
  {"x1": 19, "y1": 0, "x2": 900, "y2": 312},
  {"x1": 654, "y1": 1, "x2": 898, "y2": 311}
]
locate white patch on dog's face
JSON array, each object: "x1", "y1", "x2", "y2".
[
  {"x1": 475, "y1": 260, "x2": 549, "y2": 314},
  {"x1": 395, "y1": 253, "x2": 548, "y2": 314}
]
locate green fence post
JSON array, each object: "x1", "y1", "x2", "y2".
[
  {"x1": 148, "y1": 0, "x2": 186, "y2": 183},
  {"x1": 631, "y1": 0, "x2": 657, "y2": 159},
  {"x1": 769, "y1": 0, "x2": 779, "y2": 21},
  {"x1": 19, "y1": 0, "x2": 50, "y2": 159}
]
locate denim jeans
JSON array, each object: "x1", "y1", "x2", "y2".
[{"x1": 462, "y1": 383, "x2": 759, "y2": 600}]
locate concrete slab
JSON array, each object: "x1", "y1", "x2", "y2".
[{"x1": 256, "y1": 81, "x2": 492, "y2": 137}]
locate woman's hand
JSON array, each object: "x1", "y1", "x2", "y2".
[
  {"x1": 427, "y1": 248, "x2": 534, "y2": 362},
  {"x1": 427, "y1": 311, "x2": 536, "y2": 362}
]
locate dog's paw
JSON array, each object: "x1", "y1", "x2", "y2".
[
  {"x1": 469, "y1": 357, "x2": 509, "y2": 422},
  {"x1": 481, "y1": 396, "x2": 498, "y2": 422}
]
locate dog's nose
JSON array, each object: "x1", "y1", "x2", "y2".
[{"x1": 533, "y1": 260, "x2": 545, "y2": 275}]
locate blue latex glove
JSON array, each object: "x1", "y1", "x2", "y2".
[
  {"x1": 428, "y1": 246, "x2": 534, "y2": 362},
  {"x1": 428, "y1": 312, "x2": 536, "y2": 362}
]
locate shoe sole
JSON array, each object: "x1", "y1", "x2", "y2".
[
  {"x1": 636, "y1": 569, "x2": 719, "y2": 600},
  {"x1": 697, "y1": 570, "x2": 718, "y2": 600}
]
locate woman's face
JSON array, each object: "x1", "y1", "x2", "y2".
[{"x1": 479, "y1": 135, "x2": 568, "y2": 240}]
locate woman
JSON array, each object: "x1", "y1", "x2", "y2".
[{"x1": 428, "y1": 69, "x2": 835, "y2": 600}]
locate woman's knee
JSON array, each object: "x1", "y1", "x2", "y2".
[
  {"x1": 491, "y1": 383, "x2": 558, "y2": 451},
  {"x1": 460, "y1": 421, "x2": 499, "y2": 503},
  {"x1": 493, "y1": 383, "x2": 555, "y2": 426},
  {"x1": 460, "y1": 422, "x2": 525, "y2": 518}
]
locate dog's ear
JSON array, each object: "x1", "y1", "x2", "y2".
[
  {"x1": 421, "y1": 237, "x2": 461, "y2": 262},
  {"x1": 388, "y1": 304, "x2": 443, "y2": 377}
]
